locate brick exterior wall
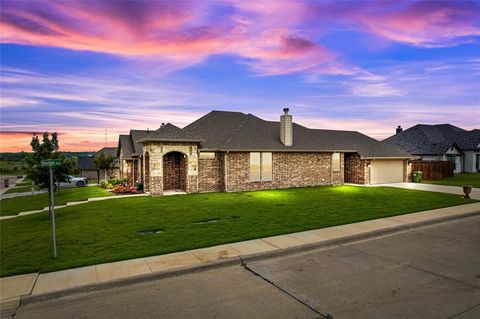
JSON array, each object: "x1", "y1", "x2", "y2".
[
  {"x1": 163, "y1": 152, "x2": 187, "y2": 190},
  {"x1": 344, "y1": 153, "x2": 369, "y2": 184},
  {"x1": 144, "y1": 152, "x2": 150, "y2": 192},
  {"x1": 225, "y1": 152, "x2": 343, "y2": 192},
  {"x1": 198, "y1": 152, "x2": 225, "y2": 192}
]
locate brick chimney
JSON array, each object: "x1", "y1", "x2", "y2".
[
  {"x1": 396, "y1": 125, "x2": 403, "y2": 134},
  {"x1": 280, "y1": 108, "x2": 293, "y2": 146}
]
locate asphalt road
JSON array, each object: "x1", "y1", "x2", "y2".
[{"x1": 12, "y1": 215, "x2": 480, "y2": 319}]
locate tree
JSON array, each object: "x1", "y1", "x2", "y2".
[
  {"x1": 94, "y1": 153, "x2": 116, "y2": 182},
  {"x1": 25, "y1": 132, "x2": 74, "y2": 189}
]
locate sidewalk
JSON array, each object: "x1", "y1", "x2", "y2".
[
  {"x1": 1, "y1": 202, "x2": 479, "y2": 305},
  {"x1": 0, "y1": 193, "x2": 148, "y2": 221}
]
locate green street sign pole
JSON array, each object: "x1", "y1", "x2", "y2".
[{"x1": 48, "y1": 164, "x2": 57, "y2": 258}]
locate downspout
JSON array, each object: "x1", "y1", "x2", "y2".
[
  {"x1": 224, "y1": 151, "x2": 228, "y2": 192},
  {"x1": 330, "y1": 153, "x2": 333, "y2": 186}
]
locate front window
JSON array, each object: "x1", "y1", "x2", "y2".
[
  {"x1": 332, "y1": 152, "x2": 341, "y2": 171},
  {"x1": 446, "y1": 155, "x2": 456, "y2": 170},
  {"x1": 250, "y1": 152, "x2": 272, "y2": 182}
]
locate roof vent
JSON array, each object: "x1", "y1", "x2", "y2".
[
  {"x1": 280, "y1": 108, "x2": 293, "y2": 146},
  {"x1": 396, "y1": 125, "x2": 403, "y2": 134},
  {"x1": 161, "y1": 123, "x2": 165, "y2": 127},
  {"x1": 147, "y1": 128, "x2": 150, "y2": 133}
]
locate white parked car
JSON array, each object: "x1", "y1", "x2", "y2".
[{"x1": 54, "y1": 175, "x2": 87, "y2": 190}]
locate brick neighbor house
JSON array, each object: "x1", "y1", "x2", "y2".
[{"x1": 117, "y1": 109, "x2": 412, "y2": 195}]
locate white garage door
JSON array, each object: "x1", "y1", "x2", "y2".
[{"x1": 371, "y1": 160, "x2": 404, "y2": 184}]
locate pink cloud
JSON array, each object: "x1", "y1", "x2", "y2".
[
  {"x1": 354, "y1": 1, "x2": 480, "y2": 47},
  {"x1": 0, "y1": 0, "x2": 346, "y2": 75}
]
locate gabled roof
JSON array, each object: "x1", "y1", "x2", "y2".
[
  {"x1": 183, "y1": 111, "x2": 411, "y2": 158},
  {"x1": 117, "y1": 134, "x2": 134, "y2": 158},
  {"x1": 130, "y1": 130, "x2": 151, "y2": 156},
  {"x1": 383, "y1": 124, "x2": 480, "y2": 155},
  {"x1": 96, "y1": 147, "x2": 117, "y2": 157},
  {"x1": 137, "y1": 123, "x2": 203, "y2": 144},
  {"x1": 77, "y1": 156, "x2": 95, "y2": 170}
]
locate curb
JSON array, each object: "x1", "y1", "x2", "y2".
[{"x1": 19, "y1": 209, "x2": 480, "y2": 305}]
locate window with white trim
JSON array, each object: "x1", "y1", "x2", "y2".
[{"x1": 250, "y1": 152, "x2": 273, "y2": 182}]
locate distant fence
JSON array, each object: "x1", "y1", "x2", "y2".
[{"x1": 411, "y1": 160, "x2": 454, "y2": 180}]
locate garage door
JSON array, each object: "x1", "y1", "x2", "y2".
[{"x1": 370, "y1": 160, "x2": 404, "y2": 184}]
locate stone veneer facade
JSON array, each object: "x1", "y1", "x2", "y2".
[{"x1": 142, "y1": 142, "x2": 198, "y2": 195}]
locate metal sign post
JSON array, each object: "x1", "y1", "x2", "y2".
[{"x1": 42, "y1": 159, "x2": 60, "y2": 258}]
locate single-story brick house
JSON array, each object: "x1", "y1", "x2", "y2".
[
  {"x1": 77, "y1": 147, "x2": 120, "y2": 182},
  {"x1": 117, "y1": 109, "x2": 412, "y2": 195},
  {"x1": 384, "y1": 124, "x2": 480, "y2": 173}
]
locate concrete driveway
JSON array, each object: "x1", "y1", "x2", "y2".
[{"x1": 11, "y1": 215, "x2": 480, "y2": 319}]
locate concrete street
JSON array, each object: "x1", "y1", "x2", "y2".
[{"x1": 10, "y1": 215, "x2": 480, "y2": 319}]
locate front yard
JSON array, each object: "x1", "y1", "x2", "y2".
[
  {"x1": 423, "y1": 173, "x2": 480, "y2": 188},
  {"x1": 0, "y1": 186, "x2": 113, "y2": 216},
  {"x1": 0, "y1": 185, "x2": 475, "y2": 277}
]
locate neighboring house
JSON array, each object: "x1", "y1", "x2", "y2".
[
  {"x1": 77, "y1": 147, "x2": 120, "y2": 181},
  {"x1": 384, "y1": 124, "x2": 480, "y2": 173},
  {"x1": 117, "y1": 109, "x2": 412, "y2": 195}
]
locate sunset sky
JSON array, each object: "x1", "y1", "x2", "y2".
[{"x1": 1, "y1": 0, "x2": 479, "y2": 152}]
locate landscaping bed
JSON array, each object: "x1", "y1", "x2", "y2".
[{"x1": 0, "y1": 185, "x2": 475, "y2": 277}]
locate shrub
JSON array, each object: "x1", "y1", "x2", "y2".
[
  {"x1": 112, "y1": 183, "x2": 137, "y2": 194},
  {"x1": 109, "y1": 178, "x2": 128, "y2": 186},
  {"x1": 99, "y1": 181, "x2": 107, "y2": 189},
  {"x1": 135, "y1": 183, "x2": 144, "y2": 191},
  {"x1": 106, "y1": 183, "x2": 114, "y2": 189}
]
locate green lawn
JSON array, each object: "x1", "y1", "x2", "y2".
[
  {"x1": 0, "y1": 160, "x2": 26, "y2": 175},
  {"x1": 0, "y1": 187, "x2": 114, "y2": 216},
  {"x1": 424, "y1": 173, "x2": 480, "y2": 188},
  {"x1": 0, "y1": 185, "x2": 475, "y2": 277},
  {"x1": 4, "y1": 185, "x2": 41, "y2": 194}
]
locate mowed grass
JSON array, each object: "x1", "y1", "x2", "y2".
[
  {"x1": 4, "y1": 185, "x2": 41, "y2": 194},
  {"x1": 0, "y1": 160, "x2": 26, "y2": 175},
  {"x1": 0, "y1": 185, "x2": 475, "y2": 277},
  {"x1": 0, "y1": 187, "x2": 114, "y2": 216},
  {"x1": 424, "y1": 173, "x2": 480, "y2": 188}
]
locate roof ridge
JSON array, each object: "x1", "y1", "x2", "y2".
[{"x1": 219, "y1": 113, "x2": 251, "y2": 149}]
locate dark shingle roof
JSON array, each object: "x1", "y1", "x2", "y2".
[
  {"x1": 96, "y1": 147, "x2": 117, "y2": 157},
  {"x1": 137, "y1": 123, "x2": 203, "y2": 143},
  {"x1": 184, "y1": 111, "x2": 411, "y2": 158},
  {"x1": 130, "y1": 130, "x2": 152, "y2": 156},
  {"x1": 77, "y1": 156, "x2": 96, "y2": 170},
  {"x1": 383, "y1": 124, "x2": 480, "y2": 155},
  {"x1": 118, "y1": 134, "x2": 134, "y2": 158}
]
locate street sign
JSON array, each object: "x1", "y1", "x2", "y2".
[
  {"x1": 41, "y1": 159, "x2": 60, "y2": 258},
  {"x1": 42, "y1": 159, "x2": 60, "y2": 166}
]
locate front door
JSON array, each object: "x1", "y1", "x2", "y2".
[{"x1": 163, "y1": 152, "x2": 186, "y2": 190}]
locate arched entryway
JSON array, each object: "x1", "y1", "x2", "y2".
[
  {"x1": 144, "y1": 152, "x2": 150, "y2": 192},
  {"x1": 163, "y1": 152, "x2": 187, "y2": 191}
]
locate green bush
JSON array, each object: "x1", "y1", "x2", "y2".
[
  {"x1": 99, "y1": 181, "x2": 107, "y2": 189},
  {"x1": 135, "y1": 182, "x2": 144, "y2": 191},
  {"x1": 106, "y1": 183, "x2": 114, "y2": 189},
  {"x1": 108, "y1": 178, "x2": 127, "y2": 186}
]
